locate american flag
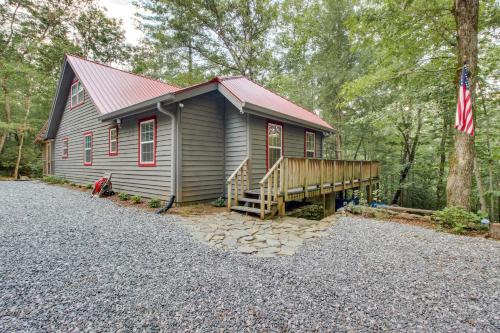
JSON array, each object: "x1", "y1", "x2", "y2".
[{"x1": 455, "y1": 64, "x2": 474, "y2": 136}]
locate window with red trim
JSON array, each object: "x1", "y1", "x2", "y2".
[
  {"x1": 62, "y1": 138, "x2": 69, "y2": 159},
  {"x1": 305, "y1": 131, "x2": 315, "y2": 158},
  {"x1": 70, "y1": 81, "x2": 84, "y2": 108},
  {"x1": 83, "y1": 132, "x2": 92, "y2": 166},
  {"x1": 138, "y1": 117, "x2": 156, "y2": 166},
  {"x1": 267, "y1": 121, "x2": 283, "y2": 169},
  {"x1": 108, "y1": 126, "x2": 118, "y2": 156}
]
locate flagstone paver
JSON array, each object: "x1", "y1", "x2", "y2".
[{"x1": 177, "y1": 212, "x2": 338, "y2": 257}]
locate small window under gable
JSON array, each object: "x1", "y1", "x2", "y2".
[
  {"x1": 305, "y1": 131, "x2": 315, "y2": 158},
  {"x1": 70, "y1": 80, "x2": 84, "y2": 108},
  {"x1": 62, "y1": 138, "x2": 69, "y2": 159}
]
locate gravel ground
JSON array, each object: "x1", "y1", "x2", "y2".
[{"x1": 1, "y1": 181, "x2": 499, "y2": 332}]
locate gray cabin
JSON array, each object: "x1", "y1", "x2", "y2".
[{"x1": 41, "y1": 55, "x2": 379, "y2": 218}]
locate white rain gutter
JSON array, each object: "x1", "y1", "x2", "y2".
[{"x1": 156, "y1": 101, "x2": 178, "y2": 199}]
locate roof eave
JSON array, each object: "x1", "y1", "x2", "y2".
[
  {"x1": 99, "y1": 93, "x2": 176, "y2": 121},
  {"x1": 242, "y1": 102, "x2": 335, "y2": 133}
]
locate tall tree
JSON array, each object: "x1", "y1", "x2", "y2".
[
  {"x1": 135, "y1": 0, "x2": 278, "y2": 83},
  {"x1": 446, "y1": 0, "x2": 479, "y2": 210}
]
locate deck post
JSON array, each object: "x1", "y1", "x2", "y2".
[
  {"x1": 245, "y1": 160, "x2": 250, "y2": 191},
  {"x1": 278, "y1": 196, "x2": 285, "y2": 217},
  {"x1": 368, "y1": 161, "x2": 373, "y2": 203},
  {"x1": 343, "y1": 160, "x2": 346, "y2": 191},
  {"x1": 332, "y1": 160, "x2": 336, "y2": 191},
  {"x1": 324, "y1": 192, "x2": 336, "y2": 216},
  {"x1": 320, "y1": 159, "x2": 324, "y2": 194},
  {"x1": 283, "y1": 158, "x2": 289, "y2": 201},
  {"x1": 227, "y1": 181, "x2": 232, "y2": 211},
  {"x1": 260, "y1": 184, "x2": 265, "y2": 219},
  {"x1": 359, "y1": 161, "x2": 363, "y2": 185},
  {"x1": 234, "y1": 173, "x2": 239, "y2": 206},
  {"x1": 304, "y1": 159, "x2": 309, "y2": 198},
  {"x1": 351, "y1": 161, "x2": 354, "y2": 188}
]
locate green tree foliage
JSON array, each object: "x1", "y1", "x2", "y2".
[
  {"x1": 133, "y1": 0, "x2": 278, "y2": 85},
  {"x1": 0, "y1": 0, "x2": 128, "y2": 177}
]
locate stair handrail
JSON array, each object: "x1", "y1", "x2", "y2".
[
  {"x1": 226, "y1": 156, "x2": 250, "y2": 210},
  {"x1": 259, "y1": 156, "x2": 284, "y2": 219}
]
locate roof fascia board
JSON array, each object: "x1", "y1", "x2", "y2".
[
  {"x1": 242, "y1": 102, "x2": 334, "y2": 133},
  {"x1": 217, "y1": 84, "x2": 243, "y2": 111},
  {"x1": 45, "y1": 59, "x2": 69, "y2": 139},
  {"x1": 99, "y1": 94, "x2": 175, "y2": 121}
]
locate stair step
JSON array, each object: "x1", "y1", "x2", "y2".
[
  {"x1": 238, "y1": 197, "x2": 277, "y2": 205},
  {"x1": 231, "y1": 205, "x2": 270, "y2": 215}
]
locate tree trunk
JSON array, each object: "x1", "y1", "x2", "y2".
[
  {"x1": 187, "y1": 38, "x2": 193, "y2": 85},
  {"x1": 477, "y1": 80, "x2": 496, "y2": 220},
  {"x1": 353, "y1": 134, "x2": 364, "y2": 159},
  {"x1": 0, "y1": 79, "x2": 11, "y2": 154},
  {"x1": 335, "y1": 108, "x2": 342, "y2": 159},
  {"x1": 473, "y1": 158, "x2": 487, "y2": 213},
  {"x1": 392, "y1": 108, "x2": 423, "y2": 205},
  {"x1": 436, "y1": 112, "x2": 449, "y2": 208},
  {"x1": 13, "y1": 95, "x2": 31, "y2": 179},
  {"x1": 446, "y1": 0, "x2": 478, "y2": 210}
]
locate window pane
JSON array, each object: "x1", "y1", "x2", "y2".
[
  {"x1": 77, "y1": 88, "x2": 84, "y2": 103},
  {"x1": 85, "y1": 136, "x2": 91, "y2": 149},
  {"x1": 141, "y1": 142, "x2": 153, "y2": 162},
  {"x1": 268, "y1": 124, "x2": 282, "y2": 148},
  {"x1": 268, "y1": 147, "x2": 281, "y2": 168},
  {"x1": 85, "y1": 150, "x2": 91, "y2": 163},
  {"x1": 110, "y1": 128, "x2": 116, "y2": 141},
  {"x1": 307, "y1": 151, "x2": 314, "y2": 158},
  {"x1": 141, "y1": 122, "x2": 153, "y2": 142},
  {"x1": 111, "y1": 141, "x2": 117, "y2": 152}
]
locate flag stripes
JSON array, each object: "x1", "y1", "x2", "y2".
[{"x1": 455, "y1": 64, "x2": 474, "y2": 136}]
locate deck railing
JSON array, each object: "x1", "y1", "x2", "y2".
[
  {"x1": 226, "y1": 156, "x2": 250, "y2": 209},
  {"x1": 259, "y1": 157, "x2": 380, "y2": 217},
  {"x1": 259, "y1": 156, "x2": 284, "y2": 219}
]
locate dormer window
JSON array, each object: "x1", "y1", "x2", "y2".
[{"x1": 70, "y1": 80, "x2": 84, "y2": 108}]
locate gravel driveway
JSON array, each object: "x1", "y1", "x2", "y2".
[{"x1": 1, "y1": 181, "x2": 499, "y2": 332}]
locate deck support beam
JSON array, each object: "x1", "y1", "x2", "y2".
[{"x1": 324, "y1": 192, "x2": 336, "y2": 217}]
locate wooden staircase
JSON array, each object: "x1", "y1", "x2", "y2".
[
  {"x1": 229, "y1": 191, "x2": 276, "y2": 216},
  {"x1": 227, "y1": 156, "x2": 283, "y2": 219}
]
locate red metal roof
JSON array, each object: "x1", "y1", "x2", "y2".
[
  {"x1": 66, "y1": 55, "x2": 179, "y2": 114},
  {"x1": 215, "y1": 76, "x2": 333, "y2": 130}
]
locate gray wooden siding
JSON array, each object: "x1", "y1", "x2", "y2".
[
  {"x1": 53, "y1": 81, "x2": 172, "y2": 200},
  {"x1": 224, "y1": 102, "x2": 248, "y2": 180},
  {"x1": 249, "y1": 114, "x2": 324, "y2": 188},
  {"x1": 179, "y1": 93, "x2": 225, "y2": 202}
]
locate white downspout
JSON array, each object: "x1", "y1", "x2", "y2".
[{"x1": 157, "y1": 102, "x2": 177, "y2": 199}]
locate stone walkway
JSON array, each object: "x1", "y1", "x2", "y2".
[{"x1": 177, "y1": 212, "x2": 337, "y2": 257}]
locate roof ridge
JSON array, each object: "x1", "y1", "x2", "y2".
[
  {"x1": 65, "y1": 54, "x2": 180, "y2": 89},
  {"x1": 216, "y1": 75, "x2": 244, "y2": 81}
]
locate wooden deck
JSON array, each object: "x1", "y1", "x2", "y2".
[{"x1": 227, "y1": 157, "x2": 380, "y2": 219}]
